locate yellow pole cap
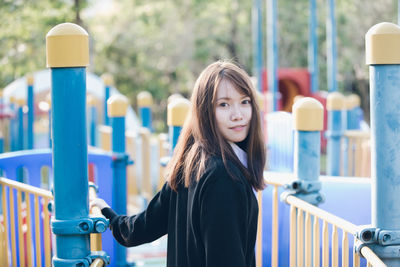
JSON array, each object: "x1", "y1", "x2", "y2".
[
  {"x1": 293, "y1": 97, "x2": 324, "y2": 131},
  {"x1": 255, "y1": 90, "x2": 265, "y2": 112},
  {"x1": 16, "y1": 98, "x2": 26, "y2": 106},
  {"x1": 366, "y1": 22, "x2": 400, "y2": 65},
  {"x1": 326, "y1": 92, "x2": 345, "y2": 111},
  {"x1": 10, "y1": 96, "x2": 17, "y2": 103},
  {"x1": 87, "y1": 95, "x2": 98, "y2": 106},
  {"x1": 26, "y1": 74, "x2": 34, "y2": 86},
  {"x1": 46, "y1": 23, "x2": 89, "y2": 68},
  {"x1": 167, "y1": 98, "x2": 191, "y2": 127},
  {"x1": 137, "y1": 91, "x2": 153, "y2": 107},
  {"x1": 167, "y1": 93, "x2": 184, "y2": 105},
  {"x1": 101, "y1": 73, "x2": 114, "y2": 86},
  {"x1": 293, "y1": 95, "x2": 304, "y2": 103},
  {"x1": 346, "y1": 94, "x2": 361, "y2": 109},
  {"x1": 107, "y1": 94, "x2": 129, "y2": 117},
  {"x1": 0, "y1": 90, "x2": 3, "y2": 98}
]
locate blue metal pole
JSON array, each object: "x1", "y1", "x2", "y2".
[
  {"x1": 137, "y1": 91, "x2": 153, "y2": 131},
  {"x1": 90, "y1": 106, "x2": 97, "y2": 147},
  {"x1": 27, "y1": 76, "x2": 34, "y2": 149},
  {"x1": 282, "y1": 97, "x2": 324, "y2": 204},
  {"x1": 363, "y1": 22, "x2": 400, "y2": 265},
  {"x1": 9, "y1": 101, "x2": 16, "y2": 151},
  {"x1": 326, "y1": 92, "x2": 344, "y2": 176},
  {"x1": 47, "y1": 23, "x2": 109, "y2": 266},
  {"x1": 49, "y1": 109, "x2": 52, "y2": 148},
  {"x1": 51, "y1": 67, "x2": 91, "y2": 264},
  {"x1": 108, "y1": 95, "x2": 129, "y2": 266},
  {"x1": 308, "y1": 0, "x2": 319, "y2": 94},
  {"x1": 267, "y1": 0, "x2": 279, "y2": 111},
  {"x1": 140, "y1": 107, "x2": 152, "y2": 130},
  {"x1": 17, "y1": 104, "x2": 24, "y2": 151},
  {"x1": 327, "y1": 0, "x2": 338, "y2": 92},
  {"x1": 252, "y1": 0, "x2": 263, "y2": 93},
  {"x1": 167, "y1": 98, "x2": 191, "y2": 153},
  {"x1": 104, "y1": 85, "x2": 110, "y2": 126}
]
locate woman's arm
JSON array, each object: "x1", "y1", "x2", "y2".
[{"x1": 99, "y1": 182, "x2": 172, "y2": 247}]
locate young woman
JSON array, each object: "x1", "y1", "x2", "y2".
[{"x1": 91, "y1": 60, "x2": 266, "y2": 267}]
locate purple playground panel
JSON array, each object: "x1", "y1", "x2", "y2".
[{"x1": 262, "y1": 176, "x2": 370, "y2": 267}]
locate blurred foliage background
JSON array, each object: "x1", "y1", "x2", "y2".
[{"x1": 0, "y1": 0, "x2": 397, "y2": 131}]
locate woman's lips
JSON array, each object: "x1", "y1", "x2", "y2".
[{"x1": 230, "y1": 125, "x2": 246, "y2": 132}]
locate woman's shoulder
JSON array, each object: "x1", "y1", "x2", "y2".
[{"x1": 198, "y1": 156, "x2": 247, "y2": 192}]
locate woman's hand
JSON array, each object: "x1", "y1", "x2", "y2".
[{"x1": 90, "y1": 197, "x2": 110, "y2": 210}]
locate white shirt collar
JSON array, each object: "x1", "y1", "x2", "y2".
[{"x1": 230, "y1": 142, "x2": 248, "y2": 168}]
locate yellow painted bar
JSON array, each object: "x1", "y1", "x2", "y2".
[
  {"x1": 353, "y1": 239, "x2": 360, "y2": 267},
  {"x1": 43, "y1": 198, "x2": 51, "y2": 267},
  {"x1": 157, "y1": 133, "x2": 168, "y2": 191},
  {"x1": 347, "y1": 137, "x2": 354, "y2": 176},
  {"x1": 331, "y1": 225, "x2": 338, "y2": 267},
  {"x1": 0, "y1": 178, "x2": 53, "y2": 198},
  {"x1": 290, "y1": 205, "x2": 296, "y2": 267},
  {"x1": 17, "y1": 190, "x2": 25, "y2": 267},
  {"x1": 126, "y1": 131, "x2": 139, "y2": 198},
  {"x1": 367, "y1": 262, "x2": 372, "y2": 267},
  {"x1": 342, "y1": 231, "x2": 349, "y2": 267},
  {"x1": 256, "y1": 190, "x2": 262, "y2": 267},
  {"x1": 0, "y1": 222, "x2": 6, "y2": 266},
  {"x1": 313, "y1": 217, "x2": 320, "y2": 267},
  {"x1": 140, "y1": 128, "x2": 152, "y2": 201},
  {"x1": 26, "y1": 193, "x2": 33, "y2": 266},
  {"x1": 304, "y1": 212, "x2": 312, "y2": 267},
  {"x1": 91, "y1": 258, "x2": 105, "y2": 267},
  {"x1": 296, "y1": 209, "x2": 304, "y2": 267},
  {"x1": 1, "y1": 185, "x2": 9, "y2": 267},
  {"x1": 360, "y1": 246, "x2": 387, "y2": 267},
  {"x1": 89, "y1": 187, "x2": 103, "y2": 251},
  {"x1": 322, "y1": 220, "x2": 329, "y2": 267},
  {"x1": 34, "y1": 195, "x2": 42, "y2": 267},
  {"x1": 98, "y1": 125, "x2": 111, "y2": 151},
  {"x1": 9, "y1": 188, "x2": 16, "y2": 267},
  {"x1": 271, "y1": 186, "x2": 279, "y2": 267},
  {"x1": 285, "y1": 195, "x2": 359, "y2": 234}
]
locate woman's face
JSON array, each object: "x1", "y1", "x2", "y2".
[{"x1": 215, "y1": 80, "x2": 252, "y2": 143}]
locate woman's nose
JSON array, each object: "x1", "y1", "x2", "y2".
[{"x1": 230, "y1": 105, "x2": 243, "y2": 121}]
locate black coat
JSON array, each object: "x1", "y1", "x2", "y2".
[{"x1": 101, "y1": 157, "x2": 259, "y2": 267}]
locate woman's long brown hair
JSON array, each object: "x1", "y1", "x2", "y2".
[{"x1": 166, "y1": 60, "x2": 266, "y2": 191}]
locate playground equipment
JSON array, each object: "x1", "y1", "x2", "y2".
[{"x1": 2, "y1": 16, "x2": 400, "y2": 267}]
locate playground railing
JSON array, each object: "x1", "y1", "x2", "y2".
[
  {"x1": 262, "y1": 174, "x2": 385, "y2": 267},
  {"x1": 342, "y1": 130, "x2": 370, "y2": 177},
  {"x1": 0, "y1": 176, "x2": 53, "y2": 267}
]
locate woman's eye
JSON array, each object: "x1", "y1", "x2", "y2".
[
  {"x1": 219, "y1": 102, "x2": 228, "y2": 107},
  {"x1": 242, "y1": 99, "x2": 251, "y2": 105}
]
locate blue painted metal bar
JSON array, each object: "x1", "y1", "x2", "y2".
[
  {"x1": 9, "y1": 102, "x2": 17, "y2": 152},
  {"x1": 90, "y1": 106, "x2": 97, "y2": 147},
  {"x1": 48, "y1": 109, "x2": 52, "y2": 148},
  {"x1": 27, "y1": 83, "x2": 34, "y2": 149},
  {"x1": 308, "y1": 0, "x2": 319, "y2": 93},
  {"x1": 370, "y1": 64, "x2": 400, "y2": 265},
  {"x1": 111, "y1": 115, "x2": 127, "y2": 266},
  {"x1": 295, "y1": 131, "x2": 320, "y2": 183},
  {"x1": 267, "y1": 0, "x2": 278, "y2": 111},
  {"x1": 252, "y1": 0, "x2": 264, "y2": 93},
  {"x1": 104, "y1": 85, "x2": 110, "y2": 126},
  {"x1": 169, "y1": 125, "x2": 182, "y2": 152},
  {"x1": 326, "y1": 109, "x2": 342, "y2": 176},
  {"x1": 327, "y1": 0, "x2": 338, "y2": 92},
  {"x1": 51, "y1": 67, "x2": 91, "y2": 264},
  {"x1": 139, "y1": 106, "x2": 152, "y2": 130},
  {"x1": 17, "y1": 105, "x2": 24, "y2": 151}
]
